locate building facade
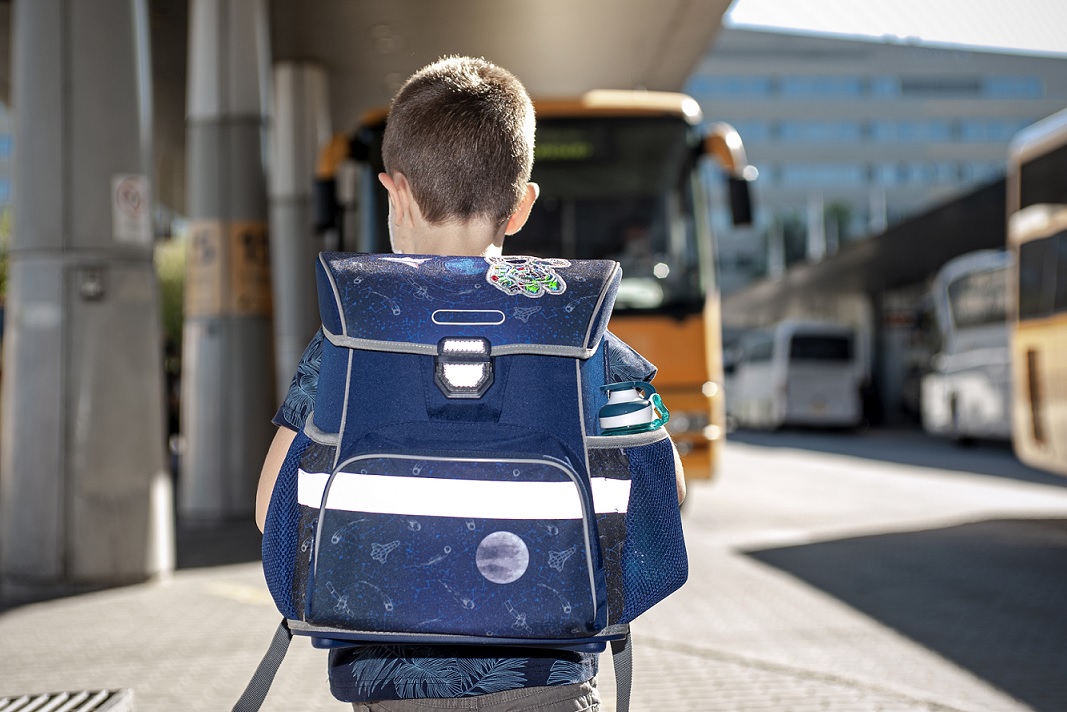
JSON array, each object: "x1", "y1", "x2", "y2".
[{"x1": 687, "y1": 28, "x2": 1067, "y2": 293}]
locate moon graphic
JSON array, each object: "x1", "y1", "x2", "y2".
[{"x1": 475, "y1": 531, "x2": 529, "y2": 584}]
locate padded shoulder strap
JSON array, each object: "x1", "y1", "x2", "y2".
[{"x1": 316, "y1": 253, "x2": 620, "y2": 359}]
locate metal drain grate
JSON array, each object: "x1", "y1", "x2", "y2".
[{"x1": 0, "y1": 689, "x2": 134, "y2": 712}]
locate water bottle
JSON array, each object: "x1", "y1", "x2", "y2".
[{"x1": 598, "y1": 381, "x2": 670, "y2": 435}]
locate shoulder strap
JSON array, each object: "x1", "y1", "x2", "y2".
[
  {"x1": 232, "y1": 618, "x2": 292, "y2": 712},
  {"x1": 611, "y1": 628, "x2": 634, "y2": 712}
]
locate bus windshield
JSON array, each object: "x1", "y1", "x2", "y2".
[
  {"x1": 947, "y1": 266, "x2": 1008, "y2": 329},
  {"x1": 788, "y1": 335, "x2": 853, "y2": 361},
  {"x1": 503, "y1": 116, "x2": 705, "y2": 313}
]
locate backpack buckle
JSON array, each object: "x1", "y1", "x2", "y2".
[{"x1": 435, "y1": 337, "x2": 493, "y2": 399}]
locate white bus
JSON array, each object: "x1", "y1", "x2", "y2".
[
  {"x1": 731, "y1": 320, "x2": 863, "y2": 429},
  {"x1": 920, "y1": 250, "x2": 1013, "y2": 442}
]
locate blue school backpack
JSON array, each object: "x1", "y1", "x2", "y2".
[{"x1": 235, "y1": 253, "x2": 688, "y2": 712}]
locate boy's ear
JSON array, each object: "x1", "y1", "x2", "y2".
[
  {"x1": 503, "y1": 182, "x2": 540, "y2": 236},
  {"x1": 379, "y1": 171, "x2": 415, "y2": 226}
]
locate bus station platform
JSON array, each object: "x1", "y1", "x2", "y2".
[{"x1": 2, "y1": 430, "x2": 1066, "y2": 711}]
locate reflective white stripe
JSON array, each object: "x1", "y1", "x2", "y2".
[{"x1": 298, "y1": 470, "x2": 631, "y2": 518}]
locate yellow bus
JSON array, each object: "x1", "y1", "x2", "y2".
[
  {"x1": 1007, "y1": 106, "x2": 1067, "y2": 476},
  {"x1": 322, "y1": 90, "x2": 755, "y2": 482}
]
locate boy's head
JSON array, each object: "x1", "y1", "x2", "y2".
[{"x1": 379, "y1": 56, "x2": 538, "y2": 256}]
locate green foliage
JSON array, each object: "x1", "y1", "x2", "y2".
[{"x1": 154, "y1": 237, "x2": 185, "y2": 351}]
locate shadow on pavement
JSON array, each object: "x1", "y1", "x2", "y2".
[
  {"x1": 727, "y1": 427, "x2": 1067, "y2": 488},
  {"x1": 176, "y1": 519, "x2": 263, "y2": 570},
  {"x1": 746, "y1": 518, "x2": 1067, "y2": 712}
]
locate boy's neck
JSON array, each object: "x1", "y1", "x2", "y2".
[{"x1": 394, "y1": 220, "x2": 504, "y2": 258}]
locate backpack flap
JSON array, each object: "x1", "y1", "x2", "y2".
[{"x1": 315, "y1": 253, "x2": 621, "y2": 359}]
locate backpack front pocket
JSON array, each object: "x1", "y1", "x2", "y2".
[{"x1": 302, "y1": 454, "x2": 605, "y2": 641}]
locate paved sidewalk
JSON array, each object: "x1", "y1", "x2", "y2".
[{"x1": 2, "y1": 433, "x2": 1066, "y2": 711}]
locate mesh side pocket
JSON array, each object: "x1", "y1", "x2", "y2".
[
  {"x1": 619, "y1": 436, "x2": 687, "y2": 623},
  {"x1": 261, "y1": 431, "x2": 313, "y2": 619}
]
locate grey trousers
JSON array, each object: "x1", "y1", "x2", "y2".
[{"x1": 350, "y1": 679, "x2": 599, "y2": 711}]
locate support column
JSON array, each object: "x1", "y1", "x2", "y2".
[
  {"x1": 1, "y1": 0, "x2": 173, "y2": 596},
  {"x1": 181, "y1": 0, "x2": 274, "y2": 519},
  {"x1": 269, "y1": 62, "x2": 329, "y2": 397}
]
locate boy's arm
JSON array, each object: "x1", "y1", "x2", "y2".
[
  {"x1": 672, "y1": 439, "x2": 686, "y2": 504},
  {"x1": 255, "y1": 426, "x2": 296, "y2": 531},
  {"x1": 255, "y1": 426, "x2": 296, "y2": 532}
]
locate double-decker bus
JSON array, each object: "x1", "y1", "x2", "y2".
[
  {"x1": 1007, "y1": 107, "x2": 1067, "y2": 475},
  {"x1": 321, "y1": 90, "x2": 755, "y2": 482}
]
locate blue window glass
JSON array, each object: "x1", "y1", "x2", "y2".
[
  {"x1": 780, "y1": 164, "x2": 865, "y2": 186},
  {"x1": 869, "y1": 77, "x2": 900, "y2": 98},
  {"x1": 686, "y1": 76, "x2": 772, "y2": 98},
  {"x1": 0, "y1": 179, "x2": 10, "y2": 203},
  {"x1": 728, "y1": 120, "x2": 771, "y2": 143},
  {"x1": 780, "y1": 76, "x2": 863, "y2": 98},
  {"x1": 985, "y1": 76, "x2": 1043, "y2": 99},
  {"x1": 778, "y1": 121, "x2": 861, "y2": 142},
  {"x1": 0, "y1": 134, "x2": 11, "y2": 159},
  {"x1": 960, "y1": 119, "x2": 1035, "y2": 142},
  {"x1": 872, "y1": 163, "x2": 903, "y2": 186},
  {"x1": 870, "y1": 120, "x2": 953, "y2": 142}
]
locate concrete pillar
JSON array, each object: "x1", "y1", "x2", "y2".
[
  {"x1": 269, "y1": 62, "x2": 329, "y2": 398},
  {"x1": 806, "y1": 191, "x2": 826, "y2": 262},
  {"x1": 1, "y1": 0, "x2": 173, "y2": 596},
  {"x1": 181, "y1": 0, "x2": 274, "y2": 520}
]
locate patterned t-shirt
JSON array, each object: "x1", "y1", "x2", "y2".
[{"x1": 273, "y1": 328, "x2": 656, "y2": 703}]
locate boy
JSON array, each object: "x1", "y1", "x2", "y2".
[{"x1": 256, "y1": 55, "x2": 684, "y2": 711}]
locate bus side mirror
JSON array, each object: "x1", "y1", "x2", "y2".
[
  {"x1": 703, "y1": 123, "x2": 757, "y2": 227},
  {"x1": 728, "y1": 175, "x2": 754, "y2": 227}
]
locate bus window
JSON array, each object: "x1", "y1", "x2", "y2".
[
  {"x1": 946, "y1": 266, "x2": 1008, "y2": 329},
  {"x1": 1019, "y1": 141, "x2": 1067, "y2": 211},
  {"x1": 1017, "y1": 236, "x2": 1057, "y2": 320},
  {"x1": 788, "y1": 335, "x2": 852, "y2": 361},
  {"x1": 1054, "y1": 232, "x2": 1067, "y2": 313}
]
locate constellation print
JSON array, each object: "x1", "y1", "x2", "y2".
[
  {"x1": 465, "y1": 520, "x2": 477, "y2": 531},
  {"x1": 331, "y1": 518, "x2": 368, "y2": 544},
  {"x1": 414, "y1": 546, "x2": 452, "y2": 567},
  {"x1": 439, "y1": 580, "x2": 476, "y2": 610},
  {"x1": 327, "y1": 581, "x2": 354, "y2": 617},
  {"x1": 564, "y1": 294, "x2": 593, "y2": 313},
  {"x1": 356, "y1": 579, "x2": 394, "y2": 612},
  {"x1": 512, "y1": 305, "x2": 542, "y2": 323},
  {"x1": 548, "y1": 545, "x2": 578, "y2": 572},
  {"x1": 537, "y1": 583, "x2": 573, "y2": 614},
  {"x1": 363, "y1": 289, "x2": 401, "y2": 315},
  {"x1": 540, "y1": 523, "x2": 560, "y2": 536},
  {"x1": 505, "y1": 599, "x2": 533, "y2": 632},
  {"x1": 371, "y1": 540, "x2": 400, "y2": 564},
  {"x1": 406, "y1": 519, "x2": 422, "y2": 532}
]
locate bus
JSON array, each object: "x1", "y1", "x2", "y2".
[
  {"x1": 1007, "y1": 107, "x2": 1067, "y2": 476},
  {"x1": 320, "y1": 90, "x2": 755, "y2": 482},
  {"x1": 920, "y1": 250, "x2": 1012, "y2": 443},
  {"x1": 731, "y1": 320, "x2": 863, "y2": 430}
]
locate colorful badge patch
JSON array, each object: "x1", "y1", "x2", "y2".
[{"x1": 485, "y1": 256, "x2": 570, "y2": 298}]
